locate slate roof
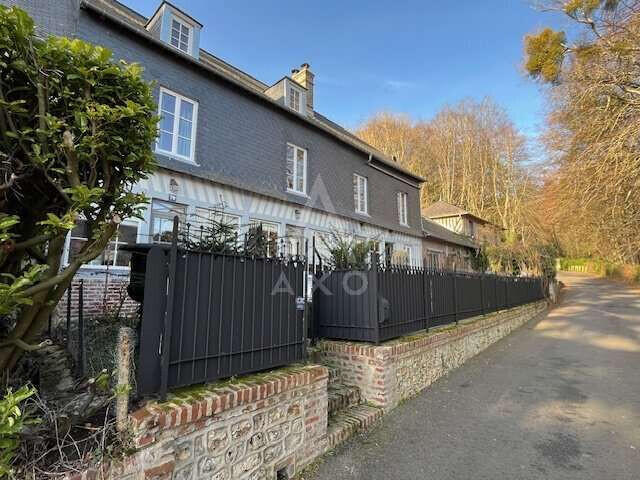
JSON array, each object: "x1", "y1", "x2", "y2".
[
  {"x1": 81, "y1": 0, "x2": 425, "y2": 184},
  {"x1": 421, "y1": 217, "x2": 478, "y2": 249},
  {"x1": 423, "y1": 201, "x2": 489, "y2": 224}
]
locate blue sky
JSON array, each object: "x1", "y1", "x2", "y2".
[{"x1": 122, "y1": 0, "x2": 568, "y2": 138}]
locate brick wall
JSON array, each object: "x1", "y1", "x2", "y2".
[
  {"x1": 66, "y1": 365, "x2": 328, "y2": 480},
  {"x1": 317, "y1": 301, "x2": 548, "y2": 411},
  {"x1": 54, "y1": 272, "x2": 139, "y2": 325}
]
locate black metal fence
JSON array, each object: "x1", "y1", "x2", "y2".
[
  {"x1": 313, "y1": 260, "x2": 546, "y2": 343},
  {"x1": 133, "y1": 219, "x2": 308, "y2": 398}
]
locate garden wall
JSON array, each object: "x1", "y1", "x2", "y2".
[
  {"x1": 54, "y1": 272, "x2": 138, "y2": 325},
  {"x1": 317, "y1": 300, "x2": 547, "y2": 411},
  {"x1": 67, "y1": 365, "x2": 328, "y2": 480}
]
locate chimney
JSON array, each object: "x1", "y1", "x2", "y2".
[{"x1": 291, "y1": 63, "x2": 314, "y2": 112}]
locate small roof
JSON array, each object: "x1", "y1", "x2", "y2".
[
  {"x1": 424, "y1": 201, "x2": 489, "y2": 224},
  {"x1": 421, "y1": 217, "x2": 478, "y2": 249}
]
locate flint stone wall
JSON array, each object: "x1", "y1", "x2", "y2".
[{"x1": 68, "y1": 365, "x2": 327, "y2": 480}]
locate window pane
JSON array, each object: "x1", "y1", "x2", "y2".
[
  {"x1": 158, "y1": 131, "x2": 173, "y2": 151},
  {"x1": 118, "y1": 225, "x2": 137, "y2": 245},
  {"x1": 177, "y1": 136, "x2": 191, "y2": 157},
  {"x1": 152, "y1": 217, "x2": 175, "y2": 243},
  {"x1": 115, "y1": 249, "x2": 132, "y2": 267},
  {"x1": 152, "y1": 199, "x2": 186, "y2": 216},
  {"x1": 161, "y1": 93, "x2": 176, "y2": 112},
  {"x1": 295, "y1": 150, "x2": 304, "y2": 192},
  {"x1": 97, "y1": 242, "x2": 117, "y2": 266},
  {"x1": 286, "y1": 145, "x2": 294, "y2": 189},
  {"x1": 178, "y1": 117, "x2": 192, "y2": 139},
  {"x1": 353, "y1": 175, "x2": 359, "y2": 208},
  {"x1": 171, "y1": 36, "x2": 179, "y2": 48},
  {"x1": 160, "y1": 112, "x2": 174, "y2": 133},
  {"x1": 69, "y1": 238, "x2": 87, "y2": 262},
  {"x1": 172, "y1": 20, "x2": 180, "y2": 29},
  {"x1": 70, "y1": 220, "x2": 88, "y2": 238},
  {"x1": 180, "y1": 100, "x2": 194, "y2": 120}
]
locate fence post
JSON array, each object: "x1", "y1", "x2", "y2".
[
  {"x1": 453, "y1": 271, "x2": 458, "y2": 325},
  {"x1": 78, "y1": 279, "x2": 86, "y2": 378},
  {"x1": 115, "y1": 326, "x2": 134, "y2": 433},
  {"x1": 66, "y1": 283, "x2": 72, "y2": 351},
  {"x1": 505, "y1": 277, "x2": 509, "y2": 309},
  {"x1": 480, "y1": 274, "x2": 486, "y2": 315},
  {"x1": 160, "y1": 215, "x2": 180, "y2": 401},
  {"x1": 371, "y1": 252, "x2": 380, "y2": 343},
  {"x1": 422, "y1": 269, "x2": 429, "y2": 331}
]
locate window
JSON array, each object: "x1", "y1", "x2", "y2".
[
  {"x1": 156, "y1": 88, "x2": 198, "y2": 162},
  {"x1": 150, "y1": 199, "x2": 187, "y2": 243},
  {"x1": 391, "y1": 245, "x2": 412, "y2": 266},
  {"x1": 285, "y1": 225, "x2": 305, "y2": 257},
  {"x1": 286, "y1": 143, "x2": 307, "y2": 195},
  {"x1": 192, "y1": 207, "x2": 240, "y2": 242},
  {"x1": 67, "y1": 220, "x2": 137, "y2": 268},
  {"x1": 397, "y1": 192, "x2": 408, "y2": 226},
  {"x1": 249, "y1": 219, "x2": 279, "y2": 257},
  {"x1": 288, "y1": 86, "x2": 301, "y2": 113},
  {"x1": 353, "y1": 174, "x2": 368, "y2": 214},
  {"x1": 170, "y1": 18, "x2": 191, "y2": 53}
]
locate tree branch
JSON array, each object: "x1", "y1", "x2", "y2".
[{"x1": 0, "y1": 338, "x2": 52, "y2": 351}]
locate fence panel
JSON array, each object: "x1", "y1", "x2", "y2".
[
  {"x1": 429, "y1": 271, "x2": 456, "y2": 327},
  {"x1": 314, "y1": 269, "x2": 377, "y2": 342},
  {"x1": 136, "y1": 246, "x2": 307, "y2": 397},
  {"x1": 313, "y1": 265, "x2": 547, "y2": 343},
  {"x1": 377, "y1": 267, "x2": 427, "y2": 342}
]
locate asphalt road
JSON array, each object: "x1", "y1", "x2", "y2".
[{"x1": 306, "y1": 273, "x2": 640, "y2": 480}]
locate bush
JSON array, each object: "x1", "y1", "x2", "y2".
[{"x1": 0, "y1": 386, "x2": 37, "y2": 479}]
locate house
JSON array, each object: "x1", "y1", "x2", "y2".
[
  {"x1": 423, "y1": 201, "x2": 503, "y2": 246},
  {"x1": 9, "y1": 0, "x2": 426, "y2": 319},
  {"x1": 421, "y1": 217, "x2": 478, "y2": 271}
]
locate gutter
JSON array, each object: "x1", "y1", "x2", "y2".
[{"x1": 79, "y1": 1, "x2": 425, "y2": 185}]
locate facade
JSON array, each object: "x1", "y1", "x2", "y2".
[
  {"x1": 8, "y1": 0, "x2": 427, "y2": 319},
  {"x1": 421, "y1": 217, "x2": 478, "y2": 271},
  {"x1": 424, "y1": 200, "x2": 503, "y2": 246}
]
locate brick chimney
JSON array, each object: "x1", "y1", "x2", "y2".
[{"x1": 291, "y1": 63, "x2": 314, "y2": 112}]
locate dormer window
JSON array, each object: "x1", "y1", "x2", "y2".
[
  {"x1": 170, "y1": 18, "x2": 191, "y2": 53},
  {"x1": 146, "y1": 2, "x2": 202, "y2": 59},
  {"x1": 288, "y1": 86, "x2": 301, "y2": 113}
]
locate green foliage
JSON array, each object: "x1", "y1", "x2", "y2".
[
  {"x1": 0, "y1": 5, "x2": 158, "y2": 370},
  {"x1": 470, "y1": 247, "x2": 490, "y2": 273},
  {"x1": 524, "y1": 28, "x2": 567, "y2": 83},
  {"x1": 181, "y1": 215, "x2": 238, "y2": 252},
  {"x1": 321, "y1": 232, "x2": 376, "y2": 270},
  {"x1": 0, "y1": 265, "x2": 49, "y2": 315},
  {"x1": 0, "y1": 386, "x2": 37, "y2": 478},
  {"x1": 0, "y1": 216, "x2": 19, "y2": 244},
  {"x1": 559, "y1": 257, "x2": 640, "y2": 283},
  {"x1": 486, "y1": 243, "x2": 557, "y2": 278}
]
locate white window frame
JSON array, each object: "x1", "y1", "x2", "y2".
[
  {"x1": 353, "y1": 174, "x2": 368, "y2": 215},
  {"x1": 193, "y1": 207, "x2": 241, "y2": 239},
  {"x1": 286, "y1": 143, "x2": 307, "y2": 196},
  {"x1": 249, "y1": 219, "x2": 280, "y2": 257},
  {"x1": 169, "y1": 16, "x2": 192, "y2": 54},
  {"x1": 150, "y1": 198, "x2": 187, "y2": 244},
  {"x1": 397, "y1": 192, "x2": 409, "y2": 226},
  {"x1": 285, "y1": 80, "x2": 304, "y2": 114},
  {"x1": 155, "y1": 87, "x2": 199, "y2": 163},
  {"x1": 63, "y1": 219, "x2": 139, "y2": 270}
]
